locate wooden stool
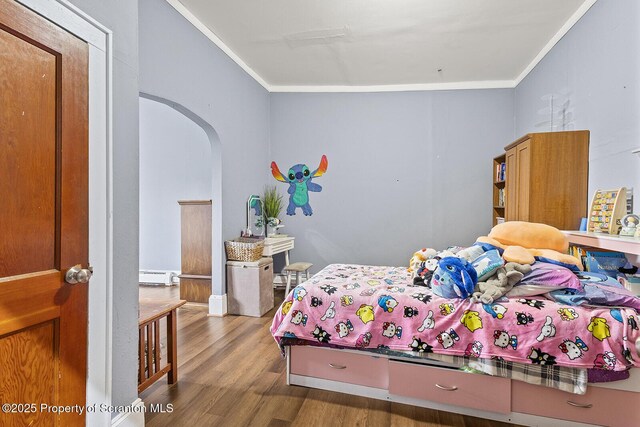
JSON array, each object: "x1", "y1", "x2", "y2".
[{"x1": 284, "y1": 262, "x2": 313, "y2": 295}]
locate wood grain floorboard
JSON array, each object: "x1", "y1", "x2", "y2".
[{"x1": 139, "y1": 285, "x2": 517, "y2": 427}]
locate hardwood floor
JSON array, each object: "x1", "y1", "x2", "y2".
[{"x1": 139, "y1": 285, "x2": 516, "y2": 427}]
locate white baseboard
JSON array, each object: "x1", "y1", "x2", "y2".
[
  {"x1": 110, "y1": 398, "x2": 145, "y2": 427},
  {"x1": 139, "y1": 269, "x2": 179, "y2": 286},
  {"x1": 209, "y1": 293, "x2": 227, "y2": 317}
]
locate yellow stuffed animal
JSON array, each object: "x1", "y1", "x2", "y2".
[
  {"x1": 408, "y1": 248, "x2": 437, "y2": 273},
  {"x1": 477, "y1": 221, "x2": 582, "y2": 271}
]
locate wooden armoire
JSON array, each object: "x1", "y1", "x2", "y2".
[
  {"x1": 178, "y1": 200, "x2": 212, "y2": 303},
  {"x1": 502, "y1": 131, "x2": 589, "y2": 230}
]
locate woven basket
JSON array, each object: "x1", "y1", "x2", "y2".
[{"x1": 225, "y1": 238, "x2": 264, "y2": 262}]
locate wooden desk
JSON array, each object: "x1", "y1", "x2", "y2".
[
  {"x1": 138, "y1": 298, "x2": 186, "y2": 393},
  {"x1": 262, "y1": 236, "x2": 295, "y2": 261},
  {"x1": 262, "y1": 236, "x2": 295, "y2": 285}
]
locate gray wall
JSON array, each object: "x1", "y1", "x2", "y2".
[
  {"x1": 270, "y1": 90, "x2": 514, "y2": 271},
  {"x1": 139, "y1": 0, "x2": 271, "y2": 296},
  {"x1": 139, "y1": 97, "x2": 212, "y2": 272},
  {"x1": 69, "y1": 0, "x2": 140, "y2": 412},
  {"x1": 515, "y1": 0, "x2": 640, "y2": 200}
]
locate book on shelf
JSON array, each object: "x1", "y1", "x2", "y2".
[
  {"x1": 495, "y1": 162, "x2": 506, "y2": 182},
  {"x1": 585, "y1": 251, "x2": 628, "y2": 278},
  {"x1": 569, "y1": 245, "x2": 588, "y2": 269},
  {"x1": 497, "y1": 188, "x2": 505, "y2": 207},
  {"x1": 496, "y1": 217, "x2": 505, "y2": 224}
]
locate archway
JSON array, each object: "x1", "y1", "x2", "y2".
[{"x1": 139, "y1": 92, "x2": 223, "y2": 313}]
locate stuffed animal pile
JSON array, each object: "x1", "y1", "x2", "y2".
[{"x1": 409, "y1": 221, "x2": 576, "y2": 303}]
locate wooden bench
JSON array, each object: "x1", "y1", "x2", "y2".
[{"x1": 138, "y1": 298, "x2": 186, "y2": 393}]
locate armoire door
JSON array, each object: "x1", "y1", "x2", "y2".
[
  {"x1": 0, "y1": 0, "x2": 89, "y2": 426},
  {"x1": 515, "y1": 140, "x2": 531, "y2": 221},
  {"x1": 505, "y1": 147, "x2": 518, "y2": 221}
]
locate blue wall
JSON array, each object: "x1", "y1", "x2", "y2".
[
  {"x1": 515, "y1": 0, "x2": 640, "y2": 199},
  {"x1": 270, "y1": 90, "x2": 514, "y2": 270},
  {"x1": 139, "y1": 97, "x2": 212, "y2": 272},
  {"x1": 139, "y1": 0, "x2": 271, "y2": 295}
]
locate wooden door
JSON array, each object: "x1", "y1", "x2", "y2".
[
  {"x1": 515, "y1": 140, "x2": 531, "y2": 221},
  {"x1": 0, "y1": 1, "x2": 89, "y2": 426},
  {"x1": 504, "y1": 147, "x2": 518, "y2": 221}
]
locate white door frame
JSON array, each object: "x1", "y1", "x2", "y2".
[{"x1": 16, "y1": 1, "x2": 116, "y2": 426}]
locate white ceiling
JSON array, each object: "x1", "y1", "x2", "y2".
[{"x1": 170, "y1": 0, "x2": 595, "y2": 91}]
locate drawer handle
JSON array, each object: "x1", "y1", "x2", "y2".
[
  {"x1": 435, "y1": 384, "x2": 458, "y2": 391},
  {"x1": 567, "y1": 401, "x2": 593, "y2": 409},
  {"x1": 329, "y1": 363, "x2": 347, "y2": 370}
]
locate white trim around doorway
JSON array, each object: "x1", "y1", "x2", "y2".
[{"x1": 15, "y1": 1, "x2": 123, "y2": 426}]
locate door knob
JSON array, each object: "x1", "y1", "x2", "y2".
[{"x1": 65, "y1": 265, "x2": 93, "y2": 284}]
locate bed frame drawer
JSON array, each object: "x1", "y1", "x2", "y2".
[
  {"x1": 290, "y1": 346, "x2": 389, "y2": 389},
  {"x1": 512, "y1": 380, "x2": 640, "y2": 427},
  {"x1": 388, "y1": 361, "x2": 511, "y2": 414}
]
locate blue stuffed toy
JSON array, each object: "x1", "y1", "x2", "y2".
[{"x1": 431, "y1": 257, "x2": 478, "y2": 299}]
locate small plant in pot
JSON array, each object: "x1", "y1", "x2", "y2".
[{"x1": 263, "y1": 186, "x2": 284, "y2": 236}]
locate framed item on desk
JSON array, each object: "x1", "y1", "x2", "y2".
[{"x1": 620, "y1": 214, "x2": 640, "y2": 237}]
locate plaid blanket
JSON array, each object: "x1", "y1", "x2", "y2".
[
  {"x1": 281, "y1": 337, "x2": 589, "y2": 394},
  {"x1": 424, "y1": 353, "x2": 588, "y2": 394},
  {"x1": 370, "y1": 348, "x2": 588, "y2": 394}
]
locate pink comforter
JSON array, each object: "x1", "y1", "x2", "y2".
[{"x1": 270, "y1": 264, "x2": 640, "y2": 371}]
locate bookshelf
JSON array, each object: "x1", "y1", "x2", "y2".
[
  {"x1": 564, "y1": 231, "x2": 640, "y2": 258},
  {"x1": 564, "y1": 230, "x2": 640, "y2": 295},
  {"x1": 492, "y1": 154, "x2": 506, "y2": 226}
]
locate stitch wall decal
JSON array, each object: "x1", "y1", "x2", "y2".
[{"x1": 271, "y1": 155, "x2": 328, "y2": 216}]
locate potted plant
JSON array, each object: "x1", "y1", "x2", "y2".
[{"x1": 262, "y1": 186, "x2": 283, "y2": 237}]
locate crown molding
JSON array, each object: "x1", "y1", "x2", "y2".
[
  {"x1": 167, "y1": 0, "x2": 596, "y2": 94},
  {"x1": 166, "y1": 0, "x2": 271, "y2": 91},
  {"x1": 514, "y1": 0, "x2": 598, "y2": 86},
  {"x1": 269, "y1": 80, "x2": 516, "y2": 93}
]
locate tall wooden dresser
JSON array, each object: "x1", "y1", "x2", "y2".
[
  {"x1": 178, "y1": 200, "x2": 212, "y2": 303},
  {"x1": 502, "y1": 131, "x2": 589, "y2": 230}
]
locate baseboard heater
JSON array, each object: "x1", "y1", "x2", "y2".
[{"x1": 139, "y1": 270, "x2": 177, "y2": 286}]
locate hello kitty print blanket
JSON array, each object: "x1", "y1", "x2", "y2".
[{"x1": 270, "y1": 264, "x2": 640, "y2": 371}]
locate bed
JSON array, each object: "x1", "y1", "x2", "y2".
[{"x1": 271, "y1": 263, "x2": 640, "y2": 427}]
